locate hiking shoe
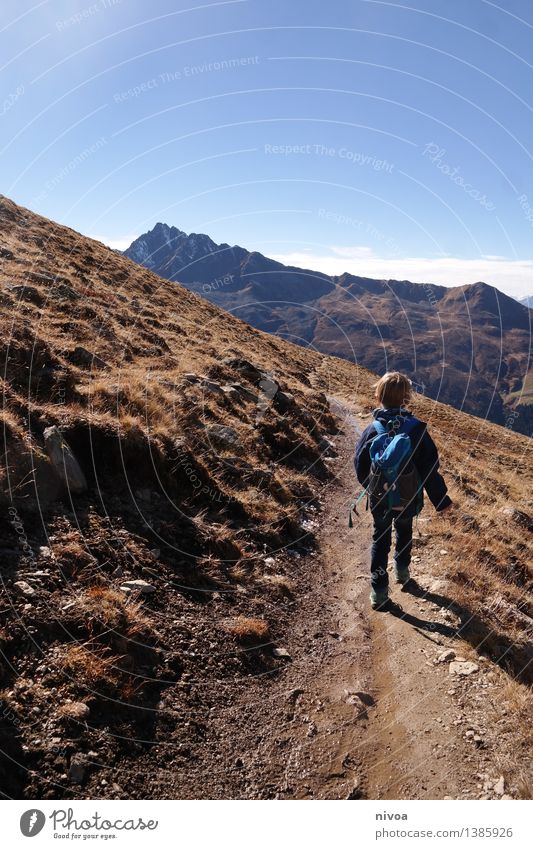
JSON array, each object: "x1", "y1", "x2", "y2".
[
  {"x1": 370, "y1": 589, "x2": 390, "y2": 610},
  {"x1": 394, "y1": 566, "x2": 411, "y2": 585}
]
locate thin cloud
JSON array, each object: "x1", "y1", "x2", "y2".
[
  {"x1": 89, "y1": 234, "x2": 139, "y2": 251},
  {"x1": 270, "y1": 250, "x2": 533, "y2": 300}
]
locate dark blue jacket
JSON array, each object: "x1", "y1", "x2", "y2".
[{"x1": 354, "y1": 407, "x2": 452, "y2": 512}]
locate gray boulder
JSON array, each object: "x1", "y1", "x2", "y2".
[{"x1": 43, "y1": 426, "x2": 87, "y2": 495}]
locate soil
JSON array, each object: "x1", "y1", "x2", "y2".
[
  {"x1": 105, "y1": 396, "x2": 522, "y2": 800},
  {"x1": 2, "y1": 396, "x2": 525, "y2": 801}
]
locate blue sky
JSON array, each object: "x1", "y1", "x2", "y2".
[{"x1": 2, "y1": 0, "x2": 533, "y2": 296}]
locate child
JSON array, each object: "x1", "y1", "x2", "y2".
[{"x1": 354, "y1": 371, "x2": 453, "y2": 610}]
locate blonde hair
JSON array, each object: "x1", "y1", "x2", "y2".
[{"x1": 374, "y1": 371, "x2": 412, "y2": 409}]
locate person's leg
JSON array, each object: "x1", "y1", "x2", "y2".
[
  {"x1": 370, "y1": 511, "x2": 393, "y2": 601},
  {"x1": 393, "y1": 514, "x2": 413, "y2": 583}
]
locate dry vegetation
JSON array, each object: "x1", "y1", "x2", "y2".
[{"x1": 0, "y1": 194, "x2": 531, "y2": 798}]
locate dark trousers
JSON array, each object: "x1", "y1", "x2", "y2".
[{"x1": 370, "y1": 510, "x2": 413, "y2": 593}]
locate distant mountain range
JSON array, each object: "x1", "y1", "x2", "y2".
[
  {"x1": 123, "y1": 224, "x2": 533, "y2": 433},
  {"x1": 519, "y1": 294, "x2": 533, "y2": 308}
]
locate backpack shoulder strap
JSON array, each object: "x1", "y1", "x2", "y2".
[{"x1": 372, "y1": 420, "x2": 387, "y2": 436}]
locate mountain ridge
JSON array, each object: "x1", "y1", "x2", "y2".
[{"x1": 123, "y1": 224, "x2": 532, "y2": 434}]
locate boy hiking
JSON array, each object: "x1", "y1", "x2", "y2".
[{"x1": 354, "y1": 372, "x2": 453, "y2": 610}]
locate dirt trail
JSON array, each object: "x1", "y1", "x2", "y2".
[
  {"x1": 138, "y1": 394, "x2": 507, "y2": 800},
  {"x1": 272, "y1": 396, "x2": 495, "y2": 800}
]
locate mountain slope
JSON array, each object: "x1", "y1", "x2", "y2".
[
  {"x1": 0, "y1": 195, "x2": 531, "y2": 800},
  {"x1": 124, "y1": 225, "x2": 532, "y2": 434}
]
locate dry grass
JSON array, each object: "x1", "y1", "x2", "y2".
[
  {"x1": 224, "y1": 616, "x2": 271, "y2": 643},
  {"x1": 260, "y1": 573, "x2": 295, "y2": 598},
  {"x1": 59, "y1": 645, "x2": 118, "y2": 688}
]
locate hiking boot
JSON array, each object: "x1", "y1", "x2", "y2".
[
  {"x1": 370, "y1": 588, "x2": 390, "y2": 610},
  {"x1": 394, "y1": 566, "x2": 411, "y2": 585}
]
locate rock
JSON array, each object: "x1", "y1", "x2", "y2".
[
  {"x1": 273, "y1": 390, "x2": 295, "y2": 413},
  {"x1": 206, "y1": 424, "x2": 242, "y2": 452},
  {"x1": 287, "y1": 688, "x2": 304, "y2": 701},
  {"x1": 221, "y1": 385, "x2": 240, "y2": 401},
  {"x1": 62, "y1": 702, "x2": 90, "y2": 720},
  {"x1": 8, "y1": 284, "x2": 44, "y2": 305},
  {"x1": 493, "y1": 775, "x2": 505, "y2": 796},
  {"x1": 0, "y1": 247, "x2": 14, "y2": 259},
  {"x1": 68, "y1": 755, "x2": 87, "y2": 784},
  {"x1": 50, "y1": 282, "x2": 80, "y2": 301},
  {"x1": 43, "y1": 426, "x2": 87, "y2": 495},
  {"x1": 68, "y1": 346, "x2": 108, "y2": 370},
  {"x1": 229, "y1": 382, "x2": 258, "y2": 403},
  {"x1": 439, "y1": 549, "x2": 449, "y2": 555},
  {"x1": 346, "y1": 780, "x2": 362, "y2": 799},
  {"x1": 200, "y1": 378, "x2": 225, "y2": 395},
  {"x1": 27, "y1": 270, "x2": 63, "y2": 284},
  {"x1": 13, "y1": 581, "x2": 36, "y2": 598},
  {"x1": 272, "y1": 647, "x2": 291, "y2": 660},
  {"x1": 183, "y1": 373, "x2": 199, "y2": 383},
  {"x1": 450, "y1": 661, "x2": 479, "y2": 676},
  {"x1": 223, "y1": 357, "x2": 263, "y2": 382},
  {"x1": 437, "y1": 649, "x2": 456, "y2": 663},
  {"x1": 120, "y1": 579, "x2": 155, "y2": 595},
  {"x1": 501, "y1": 507, "x2": 533, "y2": 532}
]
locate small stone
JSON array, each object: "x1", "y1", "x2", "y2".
[
  {"x1": 347, "y1": 779, "x2": 362, "y2": 800},
  {"x1": 449, "y1": 661, "x2": 479, "y2": 676},
  {"x1": 272, "y1": 647, "x2": 291, "y2": 660},
  {"x1": 493, "y1": 776, "x2": 505, "y2": 796},
  {"x1": 13, "y1": 580, "x2": 36, "y2": 598},
  {"x1": 68, "y1": 756, "x2": 87, "y2": 784},
  {"x1": 440, "y1": 549, "x2": 448, "y2": 555},
  {"x1": 120, "y1": 579, "x2": 155, "y2": 594},
  {"x1": 287, "y1": 688, "x2": 304, "y2": 701},
  {"x1": 437, "y1": 649, "x2": 456, "y2": 663},
  {"x1": 61, "y1": 701, "x2": 90, "y2": 720}
]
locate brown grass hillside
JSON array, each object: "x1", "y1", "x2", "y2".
[{"x1": 0, "y1": 194, "x2": 531, "y2": 799}]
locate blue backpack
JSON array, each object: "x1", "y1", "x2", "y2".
[{"x1": 367, "y1": 415, "x2": 423, "y2": 515}]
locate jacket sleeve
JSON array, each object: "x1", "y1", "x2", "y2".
[
  {"x1": 354, "y1": 426, "x2": 372, "y2": 487},
  {"x1": 414, "y1": 427, "x2": 452, "y2": 511}
]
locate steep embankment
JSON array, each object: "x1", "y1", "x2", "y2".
[{"x1": 0, "y1": 195, "x2": 531, "y2": 799}]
